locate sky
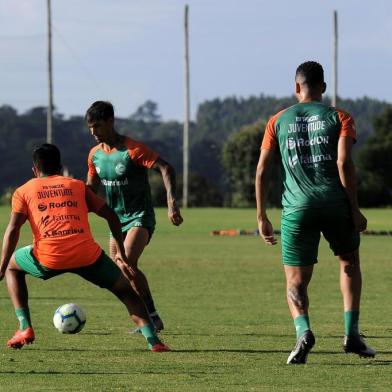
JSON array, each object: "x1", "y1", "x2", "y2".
[{"x1": 0, "y1": 0, "x2": 391, "y2": 121}]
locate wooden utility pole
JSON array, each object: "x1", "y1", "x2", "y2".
[
  {"x1": 47, "y1": 0, "x2": 54, "y2": 143},
  {"x1": 183, "y1": 4, "x2": 190, "y2": 208},
  {"x1": 332, "y1": 10, "x2": 338, "y2": 107}
]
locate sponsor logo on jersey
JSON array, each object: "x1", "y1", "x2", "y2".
[
  {"x1": 48, "y1": 200, "x2": 78, "y2": 209},
  {"x1": 52, "y1": 214, "x2": 81, "y2": 222},
  {"x1": 41, "y1": 215, "x2": 50, "y2": 227},
  {"x1": 96, "y1": 166, "x2": 101, "y2": 174},
  {"x1": 38, "y1": 203, "x2": 48, "y2": 212},
  {"x1": 286, "y1": 136, "x2": 329, "y2": 149},
  {"x1": 288, "y1": 153, "x2": 332, "y2": 168},
  {"x1": 115, "y1": 163, "x2": 126, "y2": 175},
  {"x1": 101, "y1": 178, "x2": 129, "y2": 187},
  {"x1": 43, "y1": 227, "x2": 85, "y2": 238}
]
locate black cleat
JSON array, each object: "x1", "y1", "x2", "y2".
[
  {"x1": 343, "y1": 334, "x2": 376, "y2": 358},
  {"x1": 287, "y1": 330, "x2": 315, "y2": 364}
]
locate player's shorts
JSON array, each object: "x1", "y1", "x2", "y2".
[
  {"x1": 14, "y1": 246, "x2": 121, "y2": 289},
  {"x1": 114, "y1": 214, "x2": 156, "y2": 241},
  {"x1": 281, "y1": 203, "x2": 360, "y2": 266}
]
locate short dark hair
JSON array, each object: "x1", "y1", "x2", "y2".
[
  {"x1": 33, "y1": 143, "x2": 61, "y2": 175},
  {"x1": 295, "y1": 61, "x2": 324, "y2": 89},
  {"x1": 85, "y1": 101, "x2": 114, "y2": 122}
]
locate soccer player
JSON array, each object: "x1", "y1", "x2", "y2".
[
  {"x1": 85, "y1": 101, "x2": 183, "y2": 331},
  {"x1": 255, "y1": 61, "x2": 375, "y2": 364},
  {"x1": 0, "y1": 144, "x2": 169, "y2": 352}
]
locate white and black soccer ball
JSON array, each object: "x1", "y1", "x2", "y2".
[{"x1": 53, "y1": 303, "x2": 86, "y2": 334}]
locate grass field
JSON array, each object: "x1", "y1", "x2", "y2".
[{"x1": 0, "y1": 206, "x2": 391, "y2": 391}]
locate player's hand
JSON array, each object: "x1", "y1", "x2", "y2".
[
  {"x1": 168, "y1": 202, "x2": 183, "y2": 226},
  {"x1": 258, "y1": 218, "x2": 277, "y2": 245},
  {"x1": 352, "y1": 210, "x2": 367, "y2": 232}
]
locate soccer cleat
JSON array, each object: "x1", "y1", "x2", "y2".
[
  {"x1": 151, "y1": 342, "x2": 171, "y2": 352},
  {"x1": 287, "y1": 330, "x2": 315, "y2": 364},
  {"x1": 7, "y1": 327, "x2": 35, "y2": 349},
  {"x1": 343, "y1": 334, "x2": 376, "y2": 358}
]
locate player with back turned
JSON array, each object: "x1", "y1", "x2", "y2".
[
  {"x1": 85, "y1": 101, "x2": 183, "y2": 332},
  {"x1": 0, "y1": 143, "x2": 169, "y2": 352},
  {"x1": 255, "y1": 61, "x2": 375, "y2": 364}
]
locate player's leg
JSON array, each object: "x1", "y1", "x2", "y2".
[
  {"x1": 322, "y1": 203, "x2": 375, "y2": 357},
  {"x1": 281, "y1": 209, "x2": 318, "y2": 364},
  {"x1": 338, "y1": 249, "x2": 375, "y2": 357},
  {"x1": 76, "y1": 252, "x2": 169, "y2": 351},
  {"x1": 110, "y1": 227, "x2": 163, "y2": 330},
  {"x1": 109, "y1": 274, "x2": 168, "y2": 351},
  {"x1": 284, "y1": 265, "x2": 313, "y2": 332},
  {"x1": 5, "y1": 246, "x2": 40, "y2": 348}
]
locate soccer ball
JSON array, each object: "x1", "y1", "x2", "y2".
[{"x1": 53, "y1": 303, "x2": 86, "y2": 334}]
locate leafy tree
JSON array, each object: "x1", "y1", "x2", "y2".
[
  {"x1": 130, "y1": 100, "x2": 161, "y2": 123},
  {"x1": 357, "y1": 106, "x2": 392, "y2": 206},
  {"x1": 222, "y1": 120, "x2": 282, "y2": 207},
  {"x1": 149, "y1": 171, "x2": 222, "y2": 207}
]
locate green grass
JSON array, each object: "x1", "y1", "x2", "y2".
[{"x1": 0, "y1": 206, "x2": 391, "y2": 391}]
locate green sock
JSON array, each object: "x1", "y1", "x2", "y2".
[
  {"x1": 294, "y1": 314, "x2": 310, "y2": 339},
  {"x1": 15, "y1": 308, "x2": 32, "y2": 331},
  {"x1": 344, "y1": 310, "x2": 359, "y2": 337},
  {"x1": 140, "y1": 324, "x2": 161, "y2": 349}
]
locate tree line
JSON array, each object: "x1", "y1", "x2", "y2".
[{"x1": 0, "y1": 96, "x2": 390, "y2": 207}]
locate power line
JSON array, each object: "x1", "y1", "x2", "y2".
[{"x1": 52, "y1": 25, "x2": 107, "y2": 95}]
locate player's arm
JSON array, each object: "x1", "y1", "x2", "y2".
[
  {"x1": 337, "y1": 136, "x2": 367, "y2": 232},
  {"x1": 255, "y1": 148, "x2": 277, "y2": 245},
  {"x1": 94, "y1": 204, "x2": 137, "y2": 280},
  {"x1": 0, "y1": 212, "x2": 27, "y2": 280},
  {"x1": 85, "y1": 187, "x2": 126, "y2": 261},
  {"x1": 152, "y1": 157, "x2": 183, "y2": 226},
  {"x1": 86, "y1": 172, "x2": 101, "y2": 194}
]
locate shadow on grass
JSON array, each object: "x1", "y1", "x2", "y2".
[
  {"x1": 0, "y1": 370, "x2": 131, "y2": 375},
  {"x1": 172, "y1": 348, "x2": 287, "y2": 354},
  {"x1": 170, "y1": 332, "x2": 294, "y2": 337}
]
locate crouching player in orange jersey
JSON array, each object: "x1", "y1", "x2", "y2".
[{"x1": 0, "y1": 144, "x2": 169, "y2": 352}]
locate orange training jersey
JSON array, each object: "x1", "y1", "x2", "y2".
[{"x1": 12, "y1": 175, "x2": 106, "y2": 269}]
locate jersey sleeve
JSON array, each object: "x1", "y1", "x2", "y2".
[
  {"x1": 261, "y1": 114, "x2": 279, "y2": 150},
  {"x1": 11, "y1": 188, "x2": 28, "y2": 215},
  {"x1": 85, "y1": 186, "x2": 106, "y2": 213},
  {"x1": 87, "y1": 148, "x2": 98, "y2": 177},
  {"x1": 336, "y1": 109, "x2": 357, "y2": 141},
  {"x1": 126, "y1": 139, "x2": 159, "y2": 168}
]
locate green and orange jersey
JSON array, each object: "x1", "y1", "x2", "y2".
[
  {"x1": 12, "y1": 175, "x2": 105, "y2": 269},
  {"x1": 87, "y1": 136, "x2": 159, "y2": 230},
  {"x1": 261, "y1": 102, "x2": 356, "y2": 211}
]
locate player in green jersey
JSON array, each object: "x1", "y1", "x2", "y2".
[
  {"x1": 85, "y1": 101, "x2": 183, "y2": 332},
  {"x1": 255, "y1": 61, "x2": 375, "y2": 364}
]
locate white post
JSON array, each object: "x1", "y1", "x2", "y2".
[
  {"x1": 183, "y1": 5, "x2": 190, "y2": 208},
  {"x1": 332, "y1": 10, "x2": 338, "y2": 107},
  {"x1": 47, "y1": 0, "x2": 54, "y2": 143}
]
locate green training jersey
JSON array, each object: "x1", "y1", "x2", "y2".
[
  {"x1": 262, "y1": 102, "x2": 357, "y2": 211},
  {"x1": 88, "y1": 136, "x2": 159, "y2": 229}
]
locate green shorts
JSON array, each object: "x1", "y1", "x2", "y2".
[
  {"x1": 14, "y1": 246, "x2": 121, "y2": 289},
  {"x1": 281, "y1": 203, "x2": 360, "y2": 266},
  {"x1": 113, "y1": 215, "x2": 156, "y2": 241}
]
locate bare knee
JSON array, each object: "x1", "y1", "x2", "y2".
[
  {"x1": 339, "y1": 250, "x2": 361, "y2": 276},
  {"x1": 125, "y1": 252, "x2": 140, "y2": 268}
]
